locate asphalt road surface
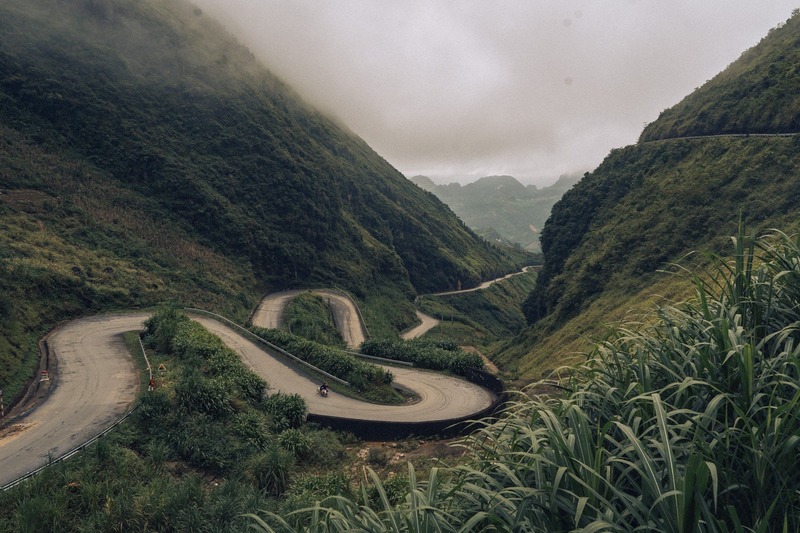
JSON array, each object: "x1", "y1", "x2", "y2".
[
  {"x1": 401, "y1": 311, "x2": 440, "y2": 340},
  {"x1": 431, "y1": 265, "x2": 535, "y2": 296},
  {"x1": 195, "y1": 315, "x2": 494, "y2": 421},
  {"x1": 0, "y1": 312, "x2": 146, "y2": 487}
]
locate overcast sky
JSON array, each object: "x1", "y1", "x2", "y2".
[{"x1": 193, "y1": 1, "x2": 798, "y2": 186}]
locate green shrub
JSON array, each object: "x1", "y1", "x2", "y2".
[
  {"x1": 143, "y1": 439, "x2": 171, "y2": 467},
  {"x1": 277, "y1": 428, "x2": 312, "y2": 459},
  {"x1": 232, "y1": 410, "x2": 271, "y2": 450},
  {"x1": 366, "y1": 447, "x2": 389, "y2": 467},
  {"x1": 136, "y1": 389, "x2": 172, "y2": 426},
  {"x1": 171, "y1": 319, "x2": 228, "y2": 361},
  {"x1": 362, "y1": 471, "x2": 409, "y2": 508},
  {"x1": 304, "y1": 429, "x2": 348, "y2": 469},
  {"x1": 143, "y1": 306, "x2": 187, "y2": 353},
  {"x1": 252, "y1": 327, "x2": 392, "y2": 390},
  {"x1": 169, "y1": 413, "x2": 244, "y2": 473},
  {"x1": 246, "y1": 444, "x2": 294, "y2": 497},
  {"x1": 263, "y1": 393, "x2": 307, "y2": 432},
  {"x1": 233, "y1": 370, "x2": 269, "y2": 406},
  {"x1": 280, "y1": 472, "x2": 353, "y2": 512},
  {"x1": 360, "y1": 338, "x2": 484, "y2": 375},
  {"x1": 283, "y1": 292, "x2": 345, "y2": 347},
  {"x1": 175, "y1": 371, "x2": 234, "y2": 418}
]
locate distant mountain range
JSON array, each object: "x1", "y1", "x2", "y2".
[{"x1": 410, "y1": 173, "x2": 581, "y2": 252}]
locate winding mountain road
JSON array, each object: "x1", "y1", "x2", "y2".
[
  {"x1": 1, "y1": 301, "x2": 494, "y2": 487},
  {"x1": 194, "y1": 315, "x2": 493, "y2": 421},
  {"x1": 400, "y1": 265, "x2": 538, "y2": 338},
  {"x1": 2, "y1": 266, "x2": 539, "y2": 487},
  {"x1": 401, "y1": 311, "x2": 440, "y2": 340},
  {"x1": 430, "y1": 265, "x2": 536, "y2": 297}
]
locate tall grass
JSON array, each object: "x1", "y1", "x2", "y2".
[{"x1": 250, "y1": 228, "x2": 800, "y2": 532}]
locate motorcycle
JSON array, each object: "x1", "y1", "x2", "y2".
[{"x1": 317, "y1": 385, "x2": 328, "y2": 397}]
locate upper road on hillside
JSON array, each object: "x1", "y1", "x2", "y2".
[
  {"x1": 429, "y1": 266, "x2": 536, "y2": 297},
  {"x1": 399, "y1": 265, "x2": 538, "y2": 338},
  {"x1": 639, "y1": 132, "x2": 798, "y2": 144}
]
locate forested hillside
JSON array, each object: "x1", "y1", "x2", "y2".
[
  {"x1": 498, "y1": 9, "x2": 800, "y2": 378},
  {"x1": 0, "y1": 0, "x2": 525, "y2": 408}
]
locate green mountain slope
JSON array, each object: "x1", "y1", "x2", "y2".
[
  {"x1": 410, "y1": 174, "x2": 580, "y2": 252},
  {"x1": 498, "y1": 10, "x2": 800, "y2": 379},
  {"x1": 641, "y1": 10, "x2": 800, "y2": 141},
  {"x1": 0, "y1": 0, "x2": 525, "y2": 407}
]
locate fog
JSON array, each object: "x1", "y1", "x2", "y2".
[{"x1": 192, "y1": 1, "x2": 797, "y2": 185}]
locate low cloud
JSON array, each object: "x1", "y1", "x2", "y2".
[{"x1": 194, "y1": 1, "x2": 796, "y2": 185}]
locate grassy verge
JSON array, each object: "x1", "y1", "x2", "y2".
[
  {"x1": 249, "y1": 229, "x2": 800, "y2": 533},
  {"x1": 250, "y1": 326, "x2": 405, "y2": 405},
  {"x1": 282, "y1": 292, "x2": 345, "y2": 348}
]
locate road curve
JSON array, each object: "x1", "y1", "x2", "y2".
[
  {"x1": 401, "y1": 311, "x2": 440, "y2": 340},
  {"x1": 0, "y1": 312, "x2": 146, "y2": 487},
  {"x1": 431, "y1": 265, "x2": 536, "y2": 297},
  {"x1": 399, "y1": 265, "x2": 538, "y2": 338},
  {"x1": 252, "y1": 289, "x2": 366, "y2": 348},
  {"x1": 195, "y1": 315, "x2": 494, "y2": 421}
]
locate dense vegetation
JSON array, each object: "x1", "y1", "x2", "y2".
[
  {"x1": 142, "y1": 308, "x2": 310, "y2": 451},
  {"x1": 250, "y1": 327, "x2": 396, "y2": 400},
  {"x1": 251, "y1": 229, "x2": 800, "y2": 532},
  {"x1": 281, "y1": 292, "x2": 345, "y2": 348},
  {"x1": 0, "y1": 0, "x2": 522, "y2": 296},
  {"x1": 0, "y1": 311, "x2": 456, "y2": 531},
  {"x1": 411, "y1": 173, "x2": 579, "y2": 252},
  {"x1": 523, "y1": 137, "x2": 800, "y2": 326},
  {"x1": 510, "y1": 9, "x2": 800, "y2": 378},
  {"x1": 0, "y1": 0, "x2": 525, "y2": 409},
  {"x1": 360, "y1": 338, "x2": 484, "y2": 376}
]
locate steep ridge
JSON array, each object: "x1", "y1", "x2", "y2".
[
  {"x1": 640, "y1": 10, "x2": 800, "y2": 141},
  {"x1": 0, "y1": 0, "x2": 525, "y2": 406},
  {"x1": 0, "y1": 0, "x2": 522, "y2": 296},
  {"x1": 499, "y1": 10, "x2": 800, "y2": 378}
]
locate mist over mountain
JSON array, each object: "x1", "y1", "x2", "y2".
[
  {"x1": 410, "y1": 173, "x2": 580, "y2": 252},
  {"x1": 0, "y1": 0, "x2": 526, "y2": 405}
]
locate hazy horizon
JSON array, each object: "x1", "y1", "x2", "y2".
[{"x1": 192, "y1": 1, "x2": 798, "y2": 186}]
